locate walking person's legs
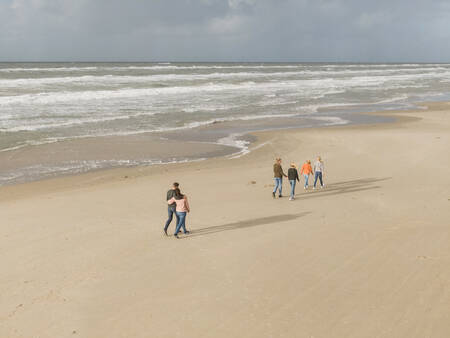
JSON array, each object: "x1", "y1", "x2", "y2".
[
  {"x1": 313, "y1": 171, "x2": 319, "y2": 188},
  {"x1": 180, "y1": 213, "x2": 188, "y2": 234},
  {"x1": 174, "y1": 212, "x2": 188, "y2": 237},
  {"x1": 273, "y1": 177, "x2": 281, "y2": 198},
  {"x1": 278, "y1": 177, "x2": 283, "y2": 197},
  {"x1": 175, "y1": 212, "x2": 180, "y2": 230},
  {"x1": 174, "y1": 212, "x2": 182, "y2": 236},
  {"x1": 289, "y1": 180, "x2": 296, "y2": 200},
  {"x1": 304, "y1": 174, "x2": 309, "y2": 189},
  {"x1": 318, "y1": 172, "x2": 324, "y2": 187},
  {"x1": 164, "y1": 207, "x2": 175, "y2": 235}
]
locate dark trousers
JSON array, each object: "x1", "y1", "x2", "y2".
[
  {"x1": 164, "y1": 206, "x2": 179, "y2": 232},
  {"x1": 314, "y1": 171, "x2": 323, "y2": 187}
]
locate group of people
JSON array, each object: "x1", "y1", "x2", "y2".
[
  {"x1": 273, "y1": 156, "x2": 325, "y2": 200},
  {"x1": 163, "y1": 156, "x2": 325, "y2": 238},
  {"x1": 164, "y1": 182, "x2": 190, "y2": 238}
]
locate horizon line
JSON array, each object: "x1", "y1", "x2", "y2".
[{"x1": 1, "y1": 60, "x2": 449, "y2": 64}]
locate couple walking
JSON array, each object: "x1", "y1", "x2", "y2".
[
  {"x1": 273, "y1": 157, "x2": 325, "y2": 200},
  {"x1": 164, "y1": 182, "x2": 190, "y2": 238}
]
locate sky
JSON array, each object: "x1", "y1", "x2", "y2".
[{"x1": 1, "y1": 0, "x2": 450, "y2": 62}]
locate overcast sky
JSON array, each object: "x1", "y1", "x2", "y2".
[{"x1": 1, "y1": 0, "x2": 450, "y2": 62}]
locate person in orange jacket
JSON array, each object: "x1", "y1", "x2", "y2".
[{"x1": 300, "y1": 160, "x2": 313, "y2": 190}]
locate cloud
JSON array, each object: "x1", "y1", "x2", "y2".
[
  {"x1": 0, "y1": 0, "x2": 449, "y2": 61},
  {"x1": 228, "y1": 0, "x2": 256, "y2": 10},
  {"x1": 208, "y1": 14, "x2": 247, "y2": 34}
]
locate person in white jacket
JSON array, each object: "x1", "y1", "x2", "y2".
[{"x1": 313, "y1": 156, "x2": 324, "y2": 189}]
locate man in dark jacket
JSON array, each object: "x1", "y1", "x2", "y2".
[
  {"x1": 164, "y1": 182, "x2": 180, "y2": 235},
  {"x1": 273, "y1": 158, "x2": 287, "y2": 198}
]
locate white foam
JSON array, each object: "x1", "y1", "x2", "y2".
[
  {"x1": 0, "y1": 64, "x2": 303, "y2": 73},
  {"x1": 1, "y1": 114, "x2": 133, "y2": 132},
  {"x1": 2, "y1": 70, "x2": 443, "y2": 107},
  {"x1": 0, "y1": 81, "x2": 278, "y2": 106},
  {"x1": 0, "y1": 157, "x2": 208, "y2": 186},
  {"x1": 181, "y1": 104, "x2": 240, "y2": 113},
  {"x1": 217, "y1": 133, "x2": 250, "y2": 158},
  {"x1": 0, "y1": 66, "x2": 99, "y2": 72},
  {"x1": 0, "y1": 111, "x2": 301, "y2": 149},
  {"x1": 309, "y1": 116, "x2": 350, "y2": 126},
  {"x1": 372, "y1": 94, "x2": 410, "y2": 104},
  {"x1": 2, "y1": 63, "x2": 449, "y2": 74},
  {"x1": 153, "y1": 112, "x2": 302, "y2": 133}
]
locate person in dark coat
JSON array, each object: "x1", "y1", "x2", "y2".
[
  {"x1": 287, "y1": 163, "x2": 300, "y2": 200},
  {"x1": 164, "y1": 182, "x2": 180, "y2": 235},
  {"x1": 273, "y1": 158, "x2": 287, "y2": 198}
]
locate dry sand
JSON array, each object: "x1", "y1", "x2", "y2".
[{"x1": 1, "y1": 102, "x2": 449, "y2": 338}]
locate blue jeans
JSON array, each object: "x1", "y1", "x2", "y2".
[
  {"x1": 273, "y1": 177, "x2": 282, "y2": 195},
  {"x1": 303, "y1": 174, "x2": 310, "y2": 188},
  {"x1": 289, "y1": 180, "x2": 296, "y2": 198},
  {"x1": 174, "y1": 211, "x2": 187, "y2": 235},
  {"x1": 314, "y1": 171, "x2": 323, "y2": 187},
  {"x1": 164, "y1": 206, "x2": 179, "y2": 232}
]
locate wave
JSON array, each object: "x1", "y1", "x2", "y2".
[
  {"x1": 317, "y1": 63, "x2": 450, "y2": 68},
  {"x1": 0, "y1": 114, "x2": 138, "y2": 132},
  {"x1": 2, "y1": 67, "x2": 450, "y2": 88},
  {"x1": 1, "y1": 72, "x2": 445, "y2": 106},
  {"x1": 217, "y1": 133, "x2": 251, "y2": 157},
  {"x1": 2, "y1": 63, "x2": 450, "y2": 73},
  {"x1": 0, "y1": 111, "x2": 304, "y2": 148},
  {"x1": 0, "y1": 71, "x2": 309, "y2": 87},
  {"x1": 181, "y1": 103, "x2": 242, "y2": 113},
  {"x1": 309, "y1": 116, "x2": 350, "y2": 126},
  {"x1": 0, "y1": 65, "x2": 304, "y2": 72},
  {"x1": 0, "y1": 66, "x2": 99, "y2": 72},
  {"x1": 3, "y1": 97, "x2": 348, "y2": 133}
]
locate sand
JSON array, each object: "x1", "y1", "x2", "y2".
[{"x1": 1, "y1": 102, "x2": 449, "y2": 338}]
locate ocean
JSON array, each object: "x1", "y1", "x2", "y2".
[{"x1": 1, "y1": 62, "x2": 450, "y2": 185}]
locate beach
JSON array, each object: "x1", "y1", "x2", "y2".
[{"x1": 1, "y1": 102, "x2": 449, "y2": 337}]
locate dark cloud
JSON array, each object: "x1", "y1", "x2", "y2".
[{"x1": 0, "y1": 0, "x2": 449, "y2": 61}]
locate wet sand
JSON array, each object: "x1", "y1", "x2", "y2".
[
  {"x1": 0, "y1": 134, "x2": 237, "y2": 186},
  {"x1": 1, "y1": 102, "x2": 449, "y2": 337},
  {"x1": 0, "y1": 110, "x2": 392, "y2": 186}
]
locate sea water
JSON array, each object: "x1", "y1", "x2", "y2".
[{"x1": 1, "y1": 62, "x2": 449, "y2": 184}]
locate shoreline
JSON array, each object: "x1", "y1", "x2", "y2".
[
  {"x1": 0, "y1": 109, "x2": 387, "y2": 187},
  {"x1": 3, "y1": 60, "x2": 450, "y2": 187},
  {"x1": 0, "y1": 100, "x2": 439, "y2": 201},
  {"x1": 6, "y1": 95, "x2": 436, "y2": 188}
]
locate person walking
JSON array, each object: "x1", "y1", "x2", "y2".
[
  {"x1": 167, "y1": 188, "x2": 190, "y2": 238},
  {"x1": 288, "y1": 163, "x2": 300, "y2": 200},
  {"x1": 273, "y1": 158, "x2": 287, "y2": 198},
  {"x1": 164, "y1": 182, "x2": 180, "y2": 236},
  {"x1": 300, "y1": 160, "x2": 313, "y2": 190},
  {"x1": 313, "y1": 156, "x2": 325, "y2": 189}
]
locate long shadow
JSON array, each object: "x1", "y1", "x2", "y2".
[
  {"x1": 179, "y1": 178, "x2": 389, "y2": 238},
  {"x1": 294, "y1": 177, "x2": 392, "y2": 200},
  {"x1": 183, "y1": 212, "x2": 310, "y2": 238}
]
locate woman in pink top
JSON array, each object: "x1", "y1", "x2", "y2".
[{"x1": 167, "y1": 188, "x2": 190, "y2": 238}]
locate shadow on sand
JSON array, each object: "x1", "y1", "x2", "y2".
[
  {"x1": 183, "y1": 212, "x2": 310, "y2": 238},
  {"x1": 294, "y1": 177, "x2": 392, "y2": 200},
  {"x1": 178, "y1": 177, "x2": 389, "y2": 239}
]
